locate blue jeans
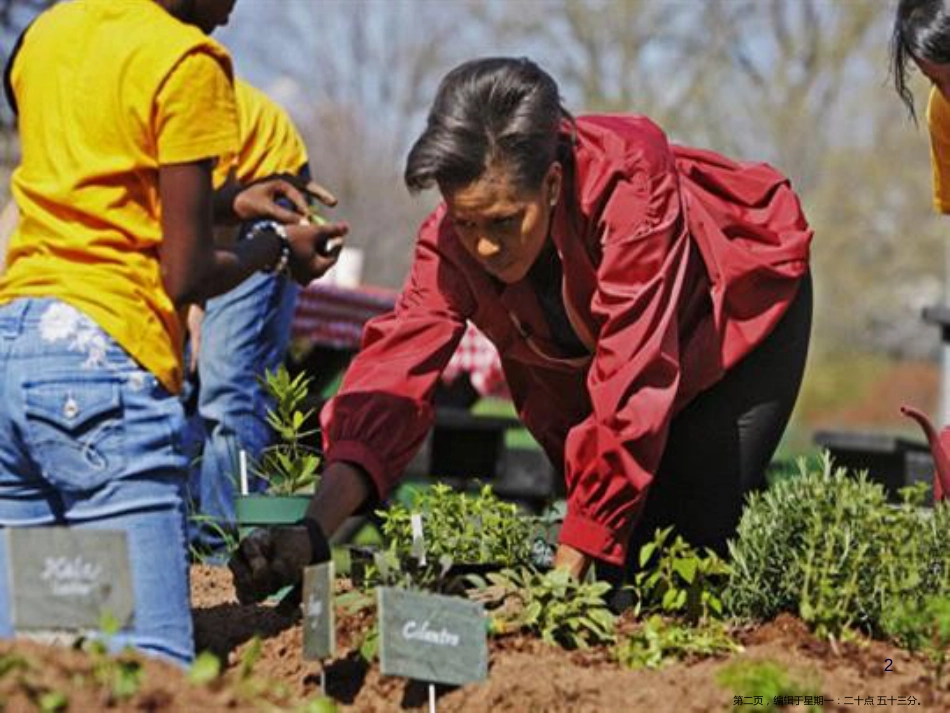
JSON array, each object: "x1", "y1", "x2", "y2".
[
  {"x1": 0, "y1": 298, "x2": 193, "y2": 666},
  {"x1": 186, "y1": 269, "x2": 299, "y2": 557}
]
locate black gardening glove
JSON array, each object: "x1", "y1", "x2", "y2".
[{"x1": 229, "y1": 517, "x2": 331, "y2": 605}]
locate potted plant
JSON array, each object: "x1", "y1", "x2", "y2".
[{"x1": 235, "y1": 365, "x2": 321, "y2": 537}]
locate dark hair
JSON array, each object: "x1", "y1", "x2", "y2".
[
  {"x1": 892, "y1": 0, "x2": 950, "y2": 120},
  {"x1": 404, "y1": 57, "x2": 574, "y2": 193}
]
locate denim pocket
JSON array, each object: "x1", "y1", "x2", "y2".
[{"x1": 23, "y1": 376, "x2": 126, "y2": 491}]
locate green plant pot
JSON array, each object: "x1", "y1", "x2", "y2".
[{"x1": 235, "y1": 494, "x2": 311, "y2": 538}]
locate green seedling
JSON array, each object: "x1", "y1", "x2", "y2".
[
  {"x1": 255, "y1": 365, "x2": 322, "y2": 495},
  {"x1": 716, "y1": 658, "x2": 822, "y2": 712},
  {"x1": 631, "y1": 526, "x2": 730, "y2": 625},
  {"x1": 468, "y1": 566, "x2": 616, "y2": 649},
  {"x1": 615, "y1": 615, "x2": 739, "y2": 669},
  {"x1": 187, "y1": 651, "x2": 223, "y2": 686}
]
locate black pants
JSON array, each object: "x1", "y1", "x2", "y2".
[{"x1": 598, "y1": 273, "x2": 812, "y2": 587}]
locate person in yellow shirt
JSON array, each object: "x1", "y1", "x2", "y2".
[
  {"x1": 0, "y1": 0, "x2": 347, "y2": 666},
  {"x1": 893, "y1": 0, "x2": 950, "y2": 210},
  {"x1": 928, "y1": 87, "x2": 950, "y2": 213},
  {"x1": 186, "y1": 79, "x2": 317, "y2": 560}
]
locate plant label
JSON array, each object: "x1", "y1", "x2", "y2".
[
  {"x1": 302, "y1": 561, "x2": 335, "y2": 660},
  {"x1": 5, "y1": 527, "x2": 133, "y2": 631},
  {"x1": 410, "y1": 513, "x2": 426, "y2": 564},
  {"x1": 378, "y1": 587, "x2": 487, "y2": 686}
]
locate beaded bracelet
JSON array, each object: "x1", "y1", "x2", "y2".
[{"x1": 248, "y1": 220, "x2": 291, "y2": 275}]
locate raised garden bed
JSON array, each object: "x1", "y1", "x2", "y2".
[{"x1": 2, "y1": 457, "x2": 948, "y2": 711}]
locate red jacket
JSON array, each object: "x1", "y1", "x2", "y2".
[{"x1": 321, "y1": 115, "x2": 811, "y2": 564}]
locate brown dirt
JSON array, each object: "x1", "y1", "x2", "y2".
[{"x1": 1, "y1": 566, "x2": 946, "y2": 712}]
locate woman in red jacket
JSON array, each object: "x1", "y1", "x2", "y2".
[{"x1": 231, "y1": 57, "x2": 812, "y2": 598}]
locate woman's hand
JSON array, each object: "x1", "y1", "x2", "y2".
[
  {"x1": 553, "y1": 543, "x2": 591, "y2": 580},
  {"x1": 229, "y1": 525, "x2": 320, "y2": 605},
  {"x1": 229, "y1": 461, "x2": 373, "y2": 603}
]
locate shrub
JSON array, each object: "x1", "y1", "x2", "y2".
[{"x1": 725, "y1": 453, "x2": 950, "y2": 640}]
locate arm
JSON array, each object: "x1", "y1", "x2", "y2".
[
  {"x1": 556, "y1": 129, "x2": 687, "y2": 576},
  {"x1": 158, "y1": 160, "x2": 347, "y2": 306},
  {"x1": 230, "y1": 212, "x2": 475, "y2": 602}
]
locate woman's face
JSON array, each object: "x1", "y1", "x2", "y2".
[
  {"x1": 443, "y1": 162, "x2": 562, "y2": 284},
  {"x1": 916, "y1": 56, "x2": 950, "y2": 100}
]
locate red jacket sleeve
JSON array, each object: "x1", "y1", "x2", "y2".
[
  {"x1": 559, "y1": 127, "x2": 689, "y2": 565},
  {"x1": 319, "y1": 212, "x2": 473, "y2": 500}
]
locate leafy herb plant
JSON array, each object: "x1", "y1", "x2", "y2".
[
  {"x1": 255, "y1": 365, "x2": 322, "y2": 495},
  {"x1": 615, "y1": 615, "x2": 739, "y2": 669},
  {"x1": 378, "y1": 483, "x2": 535, "y2": 568},
  {"x1": 630, "y1": 526, "x2": 730, "y2": 625},
  {"x1": 725, "y1": 452, "x2": 950, "y2": 641},
  {"x1": 716, "y1": 659, "x2": 822, "y2": 713},
  {"x1": 468, "y1": 566, "x2": 616, "y2": 649},
  {"x1": 883, "y1": 595, "x2": 950, "y2": 688}
]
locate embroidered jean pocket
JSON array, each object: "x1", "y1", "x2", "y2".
[{"x1": 23, "y1": 376, "x2": 126, "y2": 491}]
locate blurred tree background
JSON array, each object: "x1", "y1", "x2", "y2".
[{"x1": 0, "y1": 0, "x2": 944, "y2": 442}]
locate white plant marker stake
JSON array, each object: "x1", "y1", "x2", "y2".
[
  {"x1": 320, "y1": 668, "x2": 327, "y2": 697},
  {"x1": 239, "y1": 449, "x2": 249, "y2": 496},
  {"x1": 410, "y1": 513, "x2": 426, "y2": 565},
  {"x1": 409, "y1": 512, "x2": 435, "y2": 712}
]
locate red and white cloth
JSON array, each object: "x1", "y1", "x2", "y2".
[
  {"x1": 291, "y1": 281, "x2": 507, "y2": 398},
  {"x1": 440, "y1": 322, "x2": 509, "y2": 399}
]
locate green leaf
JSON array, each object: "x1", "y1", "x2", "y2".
[
  {"x1": 39, "y1": 691, "x2": 68, "y2": 713},
  {"x1": 639, "y1": 542, "x2": 657, "y2": 568},
  {"x1": 188, "y1": 651, "x2": 222, "y2": 685},
  {"x1": 672, "y1": 558, "x2": 697, "y2": 584}
]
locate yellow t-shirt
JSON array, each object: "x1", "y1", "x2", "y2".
[
  {"x1": 213, "y1": 78, "x2": 309, "y2": 188},
  {"x1": 0, "y1": 0, "x2": 239, "y2": 393},
  {"x1": 927, "y1": 86, "x2": 950, "y2": 213}
]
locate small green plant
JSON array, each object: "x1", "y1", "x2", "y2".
[
  {"x1": 630, "y1": 526, "x2": 730, "y2": 625},
  {"x1": 615, "y1": 615, "x2": 739, "y2": 669},
  {"x1": 725, "y1": 452, "x2": 950, "y2": 640},
  {"x1": 298, "y1": 697, "x2": 340, "y2": 713},
  {"x1": 378, "y1": 483, "x2": 534, "y2": 568},
  {"x1": 256, "y1": 366, "x2": 322, "y2": 495},
  {"x1": 367, "y1": 547, "x2": 456, "y2": 592},
  {"x1": 716, "y1": 659, "x2": 822, "y2": 712},
  {"x1": 0, "y1": 652, "x2": 69, "y2": 711},
  {"x1": 883, "y1": 595, "x2": 950, "y2": 688},
  {"x1": 187, "y1": 650, "x2": 223, "y2": 686},
  {"x1": 187, "y1": 511, "x2": 240, "y2": 563},
  {"x1": 469, "y1": 566, "x2": 616, "y2": 649},
  {"x1": 37, "y1": 691, "x2": 68, "y2": 712},
  {"x1": 80, "y1": 612, "x2": 143, "y2": 703}
]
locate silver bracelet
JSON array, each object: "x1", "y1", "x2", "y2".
[{"x1": 250, "y1": 221, "x2": 291, "y2": 275}]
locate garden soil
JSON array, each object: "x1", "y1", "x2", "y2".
[{"x1": 1, "y1": 565, "x2": 946, "y2": 712}]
